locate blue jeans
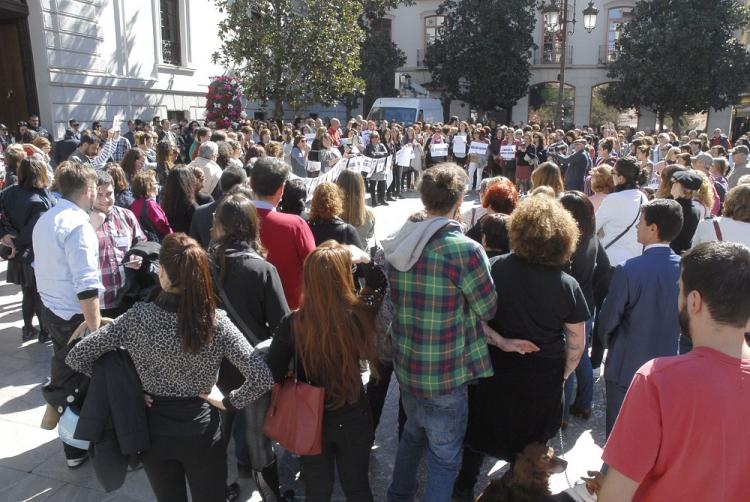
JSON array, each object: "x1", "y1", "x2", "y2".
[
  {"x1": 563, "y1": 317, "x2": 594, "y2": 421},
  {"x1": 387, "y1": 386, "x2": 468, "y2": 502}
]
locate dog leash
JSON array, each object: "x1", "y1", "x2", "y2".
[{"x1": 558, "y1": 427, "x2": 573, "y2": 489}]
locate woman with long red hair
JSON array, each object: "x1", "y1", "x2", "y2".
[{"x1": 266, "y1": 241, "x2": 386, "y2": 501}]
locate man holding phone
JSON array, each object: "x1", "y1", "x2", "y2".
[{"x1": 89, "y1": 170, "x2": 146, "y2": 318}]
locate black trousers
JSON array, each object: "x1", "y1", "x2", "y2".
[
  {"x1": 365, "y1": 361, "x2": 406, "y2": 439},
  {"x1": 368, "y1": 180, "x2": 386, "y2": 206},
  {"x1": 454, "y1": 446, "x2": 485, "y2": 494},
  {"x1": 401, "y1": 168, "x2": 414, "y2": 191},
  {"x1": 141, "y1": 411, "x2": 226, "y2": 502},
  {"x1": 301, "y1": 397, "x2": 374, "y2": 502},
  {"x1": 388, "y1": 165, "x2": 404, "y2": 196},
  {"x1": 41, "y1": 306, "x2": 88, "y2": 459},
  {"x1": 21, "y1": 285, "x2": 43, "y2": 330}
]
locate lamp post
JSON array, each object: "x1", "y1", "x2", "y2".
[{"x1": 539, "y1": 0, "x2": 599, "y2": 129}]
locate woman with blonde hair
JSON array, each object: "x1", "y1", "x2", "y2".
[
  {"x1": 693, "y1": 170, "x2": 715, "y2": 219},
  {"x1": 589, "y1": 164, "x2": 615, "y2": 212},
  {"x1": 530, "y1": 161, "x2": 564, "y2": 196},
  {"x1": 653, "y1": 146, "x2": 681, "y2": 180},
  {"x1": 336, "y1": 170, "x2": 376, "y2": 248},
  {"x1": 308, "y1": 182, "x2": 364, "y2": 249}
]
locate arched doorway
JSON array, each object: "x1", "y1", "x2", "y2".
[
  {"x1": 528, "y1": 82, "x2": 574, "y2": 129},
  {"x1": 590, "y1": 82, "x2": 638, "y2": 131},
  {"x1": 0, "y1": 0, "x2": 38, "y2": 134}
]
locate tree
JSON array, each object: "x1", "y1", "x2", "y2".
[
  {"x1": 213, "y1": 0, "x2": 366, "y2": 118},
  {"x1": 602, "y1": 0, "x2": 750, "y2": 132},
  {"x1": 424, "y1": 0, "x2": 537, "y2": 116},
  {"x1": 342, "y1": 2, "x2": 411, "y2": 118}
]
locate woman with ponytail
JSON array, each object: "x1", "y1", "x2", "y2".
[
  {"x1": 266, "y1": 241, "x2": 387, "y2": 501},
  {"x1": 66, "y1": 233, "x2": 273, "y2": 502}
]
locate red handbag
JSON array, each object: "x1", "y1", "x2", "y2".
[{"x1": 263, "y1": 345, "x2": 325, "y2": 456}]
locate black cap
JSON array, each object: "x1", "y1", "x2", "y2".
[
  {"x1": 0, "y1": 123, "x2": 7, "y2": 130},
  {"x1": 17, "y1": 121, "x2": 28, "y2": 128},
  {"x1": 672, "y1": 170, "x2": 703, "y2": 191}
]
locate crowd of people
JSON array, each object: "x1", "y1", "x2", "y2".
[{"x1": 0, "y1": 111, "x2": 749, "y2": 502}]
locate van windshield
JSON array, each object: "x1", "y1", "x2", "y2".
[{"x1": 367, "y1": 107, "x2": 418, "y2": 125}]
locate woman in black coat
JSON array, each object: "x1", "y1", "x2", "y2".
[
  {"x1": 210, "y1": 193, "x2": 289, "y2": 501},
  {"x1": 0, "y1": 158, "x2": 56, "y2": 341},
  {"x1": 559, "y1": 191, "x2": 610, "y2": 424},
  {"x1": 308, "y1": 182, "x2": 364, "y2": 250}
]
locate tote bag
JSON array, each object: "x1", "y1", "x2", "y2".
[{"x1": 263, "y1": 345, "x2": 325, "y2": 456}]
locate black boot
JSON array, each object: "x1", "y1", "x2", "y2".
[{"x1": 253, "y1": 459, "x2": 282, "y2": 502}]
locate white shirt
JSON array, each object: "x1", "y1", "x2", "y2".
[
  {"x1": 32, "y1": 198, "x2": 103, "y2": 320},
  {"x1": 643, "y1": 243, "x2": 671, "y2": 252},
  {"x1": 188, "y1": 157, "x2": 222, "y2": 195},
  {"x1": 692, "y1": 217, "x2": 750, "y2": 248},
  {"x1": 596, "y1": 188, "x2": 648, "y2": 266}
]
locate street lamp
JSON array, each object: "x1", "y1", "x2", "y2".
[
  {"x1": 537, "y1": 0, "x2": 599, "y2": 128},
  {"x1": 583, "y1": 1, "x2": 600, "y2": 33},
  {"x1": 541, "y1": 1, "x2": 561, "y2": 32}
]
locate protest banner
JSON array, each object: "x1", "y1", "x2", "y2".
[
  {"x1": 395, "y1": 146, "x2": 413, "y2": 166},
  {"x1": 430, "y1": 143, "x2": 449, "y2": 158},
  {"x1": 499, "y1": 144, "x2": 516, "y2": 160},
  {"x1": 452, "y1": 136, "x2": 467, "y2": 156},
  {"x1": 469, "y1": 142, "x2": 489, "y2": 156}
]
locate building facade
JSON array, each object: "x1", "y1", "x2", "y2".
[
  {"x1": 0, "y1": 0, "x2": 352, "y2": 140},
  {"x1": 1, "y1": 0, "x2": 232, "y2": 139},
  {"x1": 387, "y1": 0, "x2": 733, "y2": 132}
]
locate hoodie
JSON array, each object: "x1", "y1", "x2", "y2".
[{"x1": 381, "y1": 216, "x2": 460, "y2": 271}]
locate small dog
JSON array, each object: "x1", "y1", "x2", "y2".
[
  {"x1": 476, "y1": 443, "x2": 568, "y2": 502},
  {"x1": 475, "y1": 443, "x2": 603, "y2": 502}
]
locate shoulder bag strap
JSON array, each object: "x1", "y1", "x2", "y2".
[
  {"x1": 215, "y1": 250, "x2": 266, "y2": 346},
  {"x1": 605, "y1": 194, "x2": 644, "y2": 250},
  {"x1": 713, "y1": 219, "x2": 724, "y2": 242}
]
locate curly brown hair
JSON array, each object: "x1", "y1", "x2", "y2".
[
  {"x1": 590, "y1": 164, "x2": 614, "y2": 194},
  {"x1": 509, "y1": 194, "x2": 580, "y2": 266},
  {"x1": 309, "y1": 182, "x2": 343, "y2": 221}
]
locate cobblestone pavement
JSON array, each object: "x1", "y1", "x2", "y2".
[{"x1": 0, "y1": 193, "x2": 607, "y2": 501}]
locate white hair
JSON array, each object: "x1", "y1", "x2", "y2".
[{"x1": 198, "y1": 141, "x2": 218, "y2": 159}]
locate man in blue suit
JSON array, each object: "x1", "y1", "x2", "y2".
[{"x1": 598, "y1": 198, "x2": 684, "y2": 436}]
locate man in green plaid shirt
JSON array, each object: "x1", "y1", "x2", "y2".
[{"x1": 382, "y1": 163, "x2": 496, "y2": 502}]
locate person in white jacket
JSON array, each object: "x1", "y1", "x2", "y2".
[{"x1": 596, "y1": 157, "x2": 648, "y2": 266}]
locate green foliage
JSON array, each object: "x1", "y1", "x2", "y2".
[
  {"x1": 602, "y1": 0, "x2": 750, "y2": 124},
  {"x1": 424, "y1": 0, "x2": 537, "y2": 112},
  {"x1": 213, "y1": 0, "x2": 367, "y2": 115}
]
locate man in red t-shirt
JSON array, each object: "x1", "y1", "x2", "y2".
[
  {"x1": 250, "y1": 158, "x2": 315, "y2": 309},
  {"x1": 327, "y1": 118, "x2": 341, "y2": 147},
  {"x1": 599, "y1": 242, "x2": 750, "y2": 502}
]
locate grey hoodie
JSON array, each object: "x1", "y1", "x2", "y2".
[{"x1": 381, "y1": 216, "x2": 461, "y2": 271}]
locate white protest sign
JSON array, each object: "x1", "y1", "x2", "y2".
[
  {"x1": 340, "y1": 138, "x2": 351, "y2": 146},
  {"x1": 430, "y1": 143, "x2": 449, "y2": 158},
  {"x1": 306, "y1": 161, "x2": 321, "y2": 173},
  {"x1": 396, "y1": 146, "x2": 413, "y2": 166},
  {"x1": 453, "y1": 136, "x2": 467, "y2": 156},
  {"x1": 469, "y1": 142, "x2": 489, "y2": 156},
  {"x1": 361, "y1": 130, "x2": 371, "y2": 146},
  {"x1": 305, "y1": 133, "x2": 316, "y2": 146},
  {"x1": 112, "y1": 112, "x2": 124, "y2": 133},
  {"x1": 499, "y1": 144, "x2": 515, "y2": 160}
]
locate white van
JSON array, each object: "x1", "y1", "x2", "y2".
[{"x1": 367, "y1": 98, "x2": 444, "y2": 126}]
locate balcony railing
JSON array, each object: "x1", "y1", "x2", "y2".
[
  {"x1": 598, "y1": 44, "x2": 620, "y2": 65},
  {"x1": 533, "y1": 46, "x2": 573, "y2": 65}
]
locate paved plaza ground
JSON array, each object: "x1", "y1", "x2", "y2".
[{"x1": 0, "y1": 194, "x2": 607, "y2": 501}]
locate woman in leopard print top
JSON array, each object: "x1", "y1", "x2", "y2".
[{"x1": 67, "y1": 233, "x2": 273, "y2": 502}]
